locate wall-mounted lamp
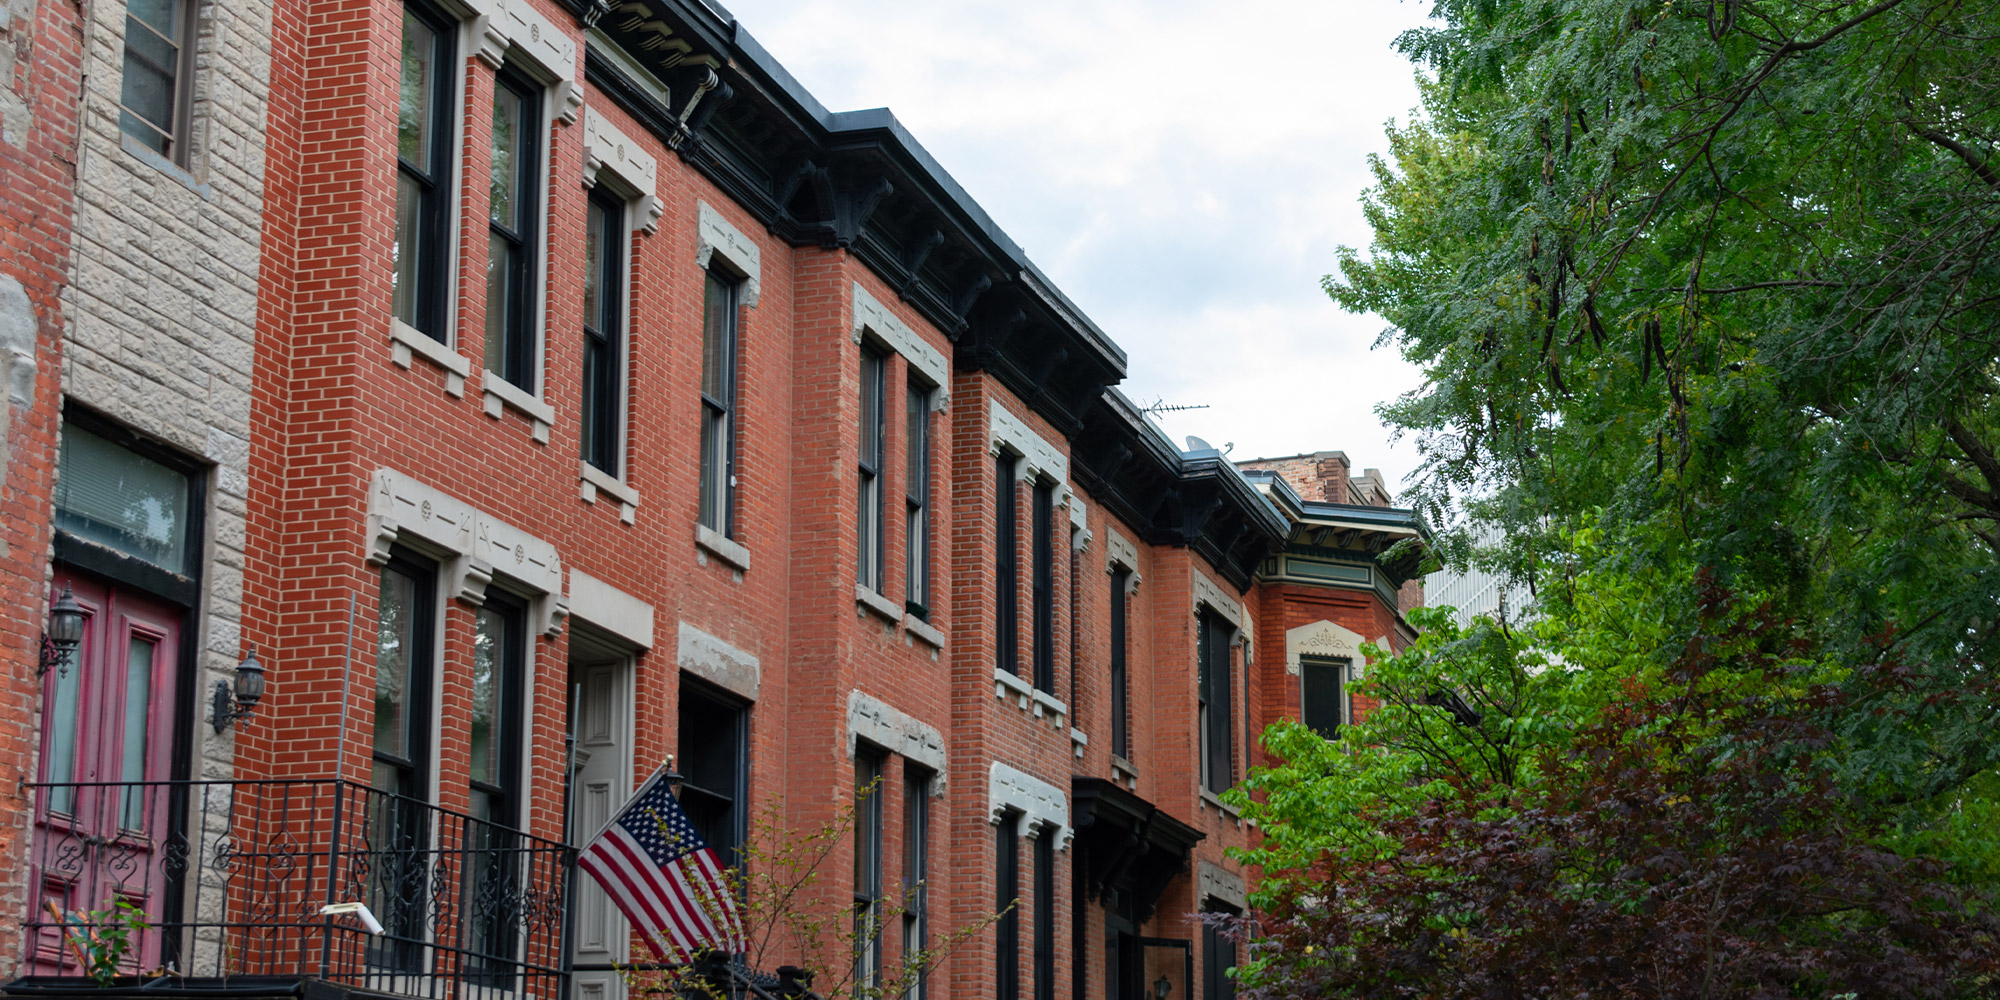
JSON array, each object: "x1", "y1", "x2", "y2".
[
  {"x1": 212, "y1": 644, "x2": 267, "y2": 732},
  {"x1": 663, "y1": 754, "x2": 686, "y2": 800},
  {"x1": 1154, "y1": 974, "x2": 1172, "y2": 1000},
  {"x1": 39, "y1": 584, "x2": 87, "y2": 677}
]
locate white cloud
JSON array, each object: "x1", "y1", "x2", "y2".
[{"x1": 727, "y1": 0, "x2": 1435, "y2": 491}]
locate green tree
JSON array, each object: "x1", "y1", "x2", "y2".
[{"x1": 1330, "y1": 0, "x2": 2000, "y2": 838}]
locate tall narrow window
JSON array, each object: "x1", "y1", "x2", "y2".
[
  {"x1": 582, "y1": 193, "x2": 625, "y2": 475},
  {"x1": 905, "y1": 384, "x2": 931, "y2": 618},
  {"x1": 679, "y1": 680, "x2": 748, "y2": 868},
  {"x1": 1301, "y1": 657, "x2": 1349, "y2": 739},
  {"x1": 485, "y1": 67, "x2": 542, "y2": 391},
  {"x1": 853, "y1": 750, "x2": 884, "y2": 989},
  {"x1": 120, "y1": 0, "x2": 194, "y2": 161},
  {"x1": 469, "y1": 593, "x2": 526, "y2": 970},
  {"x1": 1032, "y1": 829, "x2": 1055, "y2": 1000},
  {"x1": 995, "y1": 455, "x2": 1019, "y2": 675},
  {"x1": 1110, "y1": 568, "x2": 1130, "y2": 760},
  {"x1": 394, "y1": 2, "x2": 456, "y2": 339},
  {"x1": 902, "y1": 767, "x2": 931, "y2": 1000},
  {"x1": 1198, "y1": 610, "x2": 1235, "y2": 794},
  {"x1": 371, "y1": 554, "x2": 437, "y2": 970},
  {"x1": 995, "y1": 812, "x2": 1020, "y2": 1000},
  {"x1": 1031, "y1": 481, "x2": 1054, "y2": 693},
  {"x1": 857, "y1": 348, "x2": 887, "y2": 592},
  {"x1": 1202, "y1": 903, "x2": 1240, "y2": 1000},
  {"x1": 699, "y1": 272, "x2": 739, "y2": 534}
]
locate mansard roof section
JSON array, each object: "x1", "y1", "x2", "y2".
[
  {"x1": 1072, "y1": 391, "x2": 1289, "y2": 592},
  {"x1": 573, "y1": 0, "x2": 1127, "y2": 435}
]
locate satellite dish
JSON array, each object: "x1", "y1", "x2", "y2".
[{"x1": 1185, "y1": 435, "x2": 1215, "y2": 452}]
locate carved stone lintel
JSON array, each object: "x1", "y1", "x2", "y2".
[{"x1": 455, "y1": 556, "x2": 494, "y2": 607}]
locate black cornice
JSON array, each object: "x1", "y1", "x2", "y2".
[
  {"x1": 1073, "y1": 391, "x2": 1289, "y2": 592},
  {"x1": 575, "y1": 0, "x2": 1128, "y2": 436}
]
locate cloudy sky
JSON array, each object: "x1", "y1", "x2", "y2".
[{"x1": 724, "y1": 0, "x2": 1435, "y2": 489}]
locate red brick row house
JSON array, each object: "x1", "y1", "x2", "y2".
[{"x1": 0, "y1": 0, "x2": 1427, "y2": 998}]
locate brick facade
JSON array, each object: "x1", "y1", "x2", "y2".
[{"x1": 0, "y1": 0, "x2": 1427, "y2": 995}]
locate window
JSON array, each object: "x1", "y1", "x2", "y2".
[
  {"x1": 995, "y1": 455, "x2": 1018, "y2": 675},
  {"x1": 371, "y1": 553, "x2": 437, "y2": 970},
  {"x1": 119, "y1": 0, "x2": 194, "y2": 161},
  {"x1": 55, "y1": 423, "x2": 193, "y2": 573},
  {"x1": 1109, "y1": 568, "x2": 1130, "y2": 760},
  {"x1": 1031, "y1": 481, "x2": 1054, "y2": 694},
  {"x1": 1202, "y1": 903, "x2": 1240, "y2": 1000},
  {"x1": 582, "y1": 193, "x2": 625, "y2": 475},
  {"x1": 394, "y1": 1, "x2": 456, "y2": 340},
  {"x1": 1197, "y1": 610, "x2": 1235, "y2": 795},
  {"x1": 469, "y1": 593, "x2": 526, "y2": 970},
  {"x1": 905, "y1": 384, "x2": 931, "y2": 618},
  {"x1": 699, "y1": 271, "x2": 740, "y2": 534},
  {"x1": 679, "y1": 679, "x2": 748, "y2": 867},
  {"x1": 1032, "y1": 829, "x2": 1054, "y2": 1000},
  {"x1": 857, "y1": 347, "x2": 887, "y2": 592},
  {"x1": 902, "y1": 767, "x2": 931, "y2": 1000},
  {"x1": 853, "y1": 750, "x2": 884, "y2": 989},
  {"x1": 485, "y1": 66, "x2": 542, "y2": 392},
  {"x1": 995, "y1": 812, "x2": 1020, "y2": 1000},
  {"x1": 1301, "y1": 657, "x2": 1349, "y2": 739}
]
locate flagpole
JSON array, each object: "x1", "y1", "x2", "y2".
[{"x1": 557, "y1": 682, "x2": 580, "y2": 1000}]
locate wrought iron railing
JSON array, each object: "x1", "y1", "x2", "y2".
[{"x1": 21, "y1": 778, "x2": 569, "y2": 1000}]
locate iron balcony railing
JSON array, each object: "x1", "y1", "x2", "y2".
[{"x1": 20, "y1": 778, "x2": 569, "y2": 1000}]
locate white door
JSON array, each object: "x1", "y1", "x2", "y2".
[{"x1": 569, "y1": 658, "x2": 632, "y2": 1000}]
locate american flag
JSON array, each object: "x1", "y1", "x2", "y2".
[{"x1": 576, "y1": 768, "x2": 747, "y2": 961}]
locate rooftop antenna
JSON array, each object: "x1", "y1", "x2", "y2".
[{"x1": 1140, "y1": 397, "x2": 1210, "y2": 421}]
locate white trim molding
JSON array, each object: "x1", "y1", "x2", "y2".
[
  {"x1": 581, "y1": 108, "x2": 662, "y2": 232},
  {"x1": 367, "y1": 468, "x2": 568, "y2": 634},
  {"x1": 676, "y1": 621, "x2": 759, "y2": 701},
  {"x1": 990, "y1": 401, "x2": 1069, "y2": 495},
  {"x1": 1285, "y1": 619, "x2": 1367, "y2": 677},
  {"x1": 568, "y1": 570, "x2": 654, "y2": 649},
  {"x1": 846, "y1": 690, "x2": 948, "y2": 790},
  {"x1": 851, "y1": 282, "x2": 949, "y2": 411},
  {"x1": 1104, "y1": 526, "x2": 1142, "y2": 593},
  {"x1": 696, "y1": 202, "x2": 761, "y2": 308},
  {"x1": 988, "y1": 761, "x2": 1072, "y2": 850},
  {"x1": 468, "y1": 0, "x2": 581, "y2": 121},
  {"x1": 1192, "y1": 570, "x2": 1244, "y2": 629}
]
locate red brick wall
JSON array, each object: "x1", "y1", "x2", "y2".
[{"x1": 0, "y1": 0, "x2": 83, "y2": 974}]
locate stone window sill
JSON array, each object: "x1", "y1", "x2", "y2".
[
  {"x1": 1031, "y1": 688, "x2": 1068, "y2": 723},
  {"x1": 579, "y1": 461, "x2": 639, "y2": 524},
  {"x1": 993, "y1": 668, "x2": 1033, "y2": 708},
  {"x1": 855, "y1": 584, "x2": 901, "y2": 623},
  {"x1": 480, "y1": 370, "x2": 554, "y2": 443},
  {"x1": 389, "y1": 319, "x2": 469, "y2": 397},
  {"x1": 1070, "y1": 726, "x2": 1088, "y2": 759},
  {"x1": 902, "y1": 613, "x2": 945, "y2": 650},
  {"x1": 121, "y1": 134, "x2": 213, "y2": 201},
  {"x1": 1111, "y1": 755, "x2": 1138, "y2": 782},
  {"x1": 695, "y1": 523, "x2": 750, "y2": 571},
  {"x1": 1200, "y1": 788, "x2": 1243, "y2": 823}
]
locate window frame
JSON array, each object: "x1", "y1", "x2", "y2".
[
  {"x1": 1030, "y1": 480, "x2": 1054, "y2": 694},
  {"x1": 698, "y1": 270, "x2": 742, "y2": 536},
  {"x1": 582, "y1": 190, "x2": 626, "y2": 476},
  {"x1": 1300, "y1": 655, "x2": 1351, "y2": 739},
  {"x1": 902, "y1": 765, "x2": 931, "y2": 1000},
  {"x1": 468, "y1": 591, "x2": 527, "y2": 831},
  {"x1": 995, "y1": 455, "x2": 1019, "y2": 676},
  {"x1": 677, "y1": 677, "x2": 749, "y2": 869},
  {"x1": 857, "y1": 346, "x2": 888, "y2": 593},
  {"x1": 1202, "y1": 901, "x2": 1241, "y2": 1000},
  {"x1": 1197, "y1": 609, "x2": 1236, "y2": 795},
  {"x1": 118, "y1": 0, "x2": 197, "y2": 164},
  {"x1": 1032, "y1": 827, "x2": 1055, "y2": 1000},
  {"x1": 1109, "y1": 567, "x2": 1130, "y2": 760},
  {"x1": 904, "y1": 382, "x2": 932, "y2": 619},
  {"x1": 853, "y1": 748, "x2": 885, "y2": 990},
  {"x1": 995, "y1": 811, "x2": 1021, "y2": 1000},
  {"x1": 393, "y1": 0, "x2": 458, "y2": 341},
  {"x1": 484, "y1": 63, "x2": 545, "y2": 393}
]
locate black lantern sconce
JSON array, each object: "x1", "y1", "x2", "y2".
[
  {"x1": 1154, "y1": 974, "x2": 1172, "y2": 1000},
  {"x1": 663, "y1": 755, "x2": 686, "y2": 800},
  {"x1": 39, "y1": 584, "x2": 87, "y2": 677},
  {"x1": 212, "y1": 644, "x2": 267, "y2": 732}
]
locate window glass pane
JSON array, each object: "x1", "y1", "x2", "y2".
[
  {"x1": 120, "y1": 24, "x2": 178, "y2": 131},
  {"x1": 374, "y1": 566, "x2": 416, "y2": 762},
  {"x1": 1301, "y1": 658, "x2": 1346, "y2": 739},
  {"x1": 485, "y1": 230, "x2": 513, "y2": 372},
  {"x1": 583, "y1": 337, "x2": 605, "y2": 464},
  {"x1": 701, "y1": 273, "x2": 732, "y2": 402},
  {"x1": 584, "y1": 200, "x2": 605, "y2": 330},
  {"x1": 489, "y1": 87, "x2": 521, "y2": 230},
  {"x1": 700, "y1": 408, "x2": 727, "y2": 529},
  {"x1": 128, "y1": 0, "x2": 179, "y2": 36},
  {"x1": 45, "y1": 629, "x2": 84, "y2": 813},
  {"x1": 470, "y1": 606, "x2": 504, "y2": 787},
  {"x1": 120, "y1": 637, "x2": 156, "y2": 829},
  {"x1": 393, "y1": 171, "x2": 423, "y2": 326},
  {"x1": 56, "y1": 424, "x2": 190, "y2": 571},
  {"x1": 118, "y1": 110, "x2": 170, "y2": 154},
  {"x1": 398, "y1": 14, "x2": 435, "y2": 164}
]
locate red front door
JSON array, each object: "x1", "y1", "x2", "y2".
[{"x1": 31, "y1": 572, "x2": 182, "y2": 976}]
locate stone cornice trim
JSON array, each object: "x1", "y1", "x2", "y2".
[
  {"x1": 987, "y1": 761, "x2": 1072, "y2": 850},
  {"x1": 366, "y1": 467, "x2": 568, "y2": 635}
]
